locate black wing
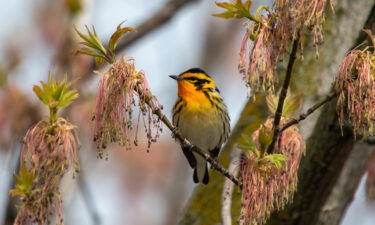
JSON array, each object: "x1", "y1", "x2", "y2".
[
  {"x1": 209, "y1": 146, "x2": 221, "y2": 158},
  {"x1": 182, "y1": 146, "x2": 197, "y2": 168}
]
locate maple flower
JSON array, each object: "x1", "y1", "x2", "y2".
[
  {"x1": 335, "y1": 45, "x2": 375, "y2": 137},
  {"x1": 11, "y1": 76, "x2": 79, "y2": 225},
  {"x1": 216, "y1": 0, "x2": 330, "y2": 93},
  {"x1": 93, "y1": 57, "x2": 163, "y2": 158},
  {"x1": 239, "y1": 118, "x2": 305, "y2": 225}
]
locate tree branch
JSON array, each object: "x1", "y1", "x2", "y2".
[
  {"x1": 267, "y1": 34, "x2": 300, "y2": 154},
  {"x1": 87, "y1": 0, "x2": 199, "y2": 73},
  {"x1": 135, "y1": 85, "x2": 242, "y2": 187},
  {"x1": 78, "y1": 168, "x2": 101, "y2": 225},
  {"x1": 279, "y1": 91, "x2": 339, "y2": 133},
  {"x1": 221, "y1": 150, "x2": 241, "y2": 225}
]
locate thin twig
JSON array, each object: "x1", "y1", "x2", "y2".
[
  {"x1": 135, "y1": 85, "x2": 242, "y2": 187},
  {"x1": 221, "y1": 149, "x2": 241, "y2": 225},
  {"x1": 267, "y1": 34, "x2": 300, "y2": 154},
  {"x1": 78, "y1": 169, "x2": 101, "y2": 225},
  {"x1": 279, "y1": 91, "x2": 339, "y2": 132}
]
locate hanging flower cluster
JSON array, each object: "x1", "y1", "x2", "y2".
[
  {"x1": 238, "y1": 94, "x2": 305, "y2": 225},
  {"x1": 214, "y1": 0, "x2": 331, "y2": 94},
  {"x1": 335, "y1": 30, "x2": 375, "y2": 137},
  {"x1": 93, "y1": 57, "x2": 163, "y2": 158},
  {"x1": 76, "y1": 24, "x2": 163, "y2": 158},
  {"x1": 10, "y1": 76, "x2": 79, "y2": 225},
  {"x1": 239, "y1": 118, "x2": 305, "y2": 225}
]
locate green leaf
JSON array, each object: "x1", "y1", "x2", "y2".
[
  {"x1": 266, "y1": 94, "x2": 277, "y2": 114},
  {"x1": 212, "y1": 11, "x2": 235, "y2": 19},
  {"x1": 75, "y1": 26, "x2": 94, "y2": 47},
  {"x1": 59, "y1": 90, "x2": 79, "y2": 107},
  {"x1": 52, "y1": 80, "x2": 66, "y2": 102},
  {"x1": 264, "y1": 154, "x2": 288, "y2": 169},
  {"x1": 238, "y1": 134, "x2": 256, "y2": 152},
  {"x1": 33, "y1": 75, "x2": 78, "y2": 111},
  {"x1": 283, "y1": 94, "x2": 302, "y2": 117},
  {"x1": 243, "y1": 0, "x2": 252, "y2": 11},
  {"x1": 266, "y1": 93, "x2": 302, "y2": 116},
  {"x1": 109, "y1": 22, "x2": 136, "y2": 52},
  {"x1": 95, "y1": 57, "x2": 105, "y2": 66},
  {"x1": 78, "y1": 41, "x2": 102, "y2": 52},
  {"x1": 258, "y1": 124, "x2": 273, "y2": 153},
  {"x1": 10, "y1": 165, "x2": 35, "y2": 196},
  {"x1": 76, "y1": 47, "x2": 106, "y2": 59},
  {"x1": 213, "y1": 1, "x2": 257, "y2": 21},
  {"x1": 32, "y1": 85, "x2": 48, "y2": 104},
  {"x1": 75, "y1": 25, "x2": 109, "y2": 62},
  {"x1": 85, "y1": 25, "x2": 107, "y2": 55},
  {"x1": 215, "y1": 2, "x2": 238, "y2": 11}
]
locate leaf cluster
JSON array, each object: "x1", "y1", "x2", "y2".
[
  {"x1": 213, "y1": 0, "x2": 265, "y2": 23},
  {"x1": 75, "y1": 23, "x2": 136, "y2": 65},
  {"x1": 239, "y1": 127, "x2": 287, "y2": 170},
  {"x1": 213, "y1": 1, "x2": 253, "y2": 20},
  {"x1": 266, "y1": 93, "x2": 301, "y2": 117},
  {"x1": 33, "y1": 76, "x2": 79, "y2": 110}
]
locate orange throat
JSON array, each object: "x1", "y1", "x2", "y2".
[{"x1": 177, "y1": 81, "x2": 210, "y2": 106}]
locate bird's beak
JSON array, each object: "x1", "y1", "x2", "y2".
[{"x1": 169, "y1": 75, "x2": 182, "y2": 81}]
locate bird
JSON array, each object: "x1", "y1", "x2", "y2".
[{"x1": 170, "y1": 68, "x2": 230, "y2": 184}]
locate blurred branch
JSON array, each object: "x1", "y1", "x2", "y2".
[
  {"x1": 134, "y1": 85, "x2": 242, "y2": 187},
  {"x1": 85, "y1": 0, "x2": 200, "y2": 75},
  {"x1": 221, "y1": 150, "x2": 241, "y2": 225},
  {"x1": 2, "y1": 144, "x2": 21, "y2": 225},
  {"x1": 316, "y1": 142, "x2": 375, "y2": 225},
  {"x1": 267, "y1": 34, "x2": 300, "y2": 154},
  {"x1": 78, "y1": 169, "x2": 101, "y2": 225}
]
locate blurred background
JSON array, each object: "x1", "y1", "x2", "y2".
[{"x1": 0, "y1": 0, "x2": 374, "y2": 225}]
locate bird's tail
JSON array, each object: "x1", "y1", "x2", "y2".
[{"x1": 193, "y1": 153, "x2": 209, "y2": 184}]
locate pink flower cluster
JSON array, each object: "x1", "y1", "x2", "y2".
[
  {"x1": 335, "y1": 49, "x2": 375, "y2": 137},
  {"x1": 239, "y1": 0, "x2": 330, "y2": 94},
  {"x1": 93, "y1": 57, "x2": 162, "y2": 158},
  {"x1": 239, "y1": 118, "x2": 305, "y2": 225},
  {"x1": 15, "y1": 118, "x2": 79, "y2": 225}
]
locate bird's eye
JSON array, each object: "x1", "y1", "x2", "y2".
[
  {"x1": 185, "y1": 77, "x2": 198, "y2": 81},
  {"x1": 184, "y1": 77, "x2": 210, "y2": 85}
]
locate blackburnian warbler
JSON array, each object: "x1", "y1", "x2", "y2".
[{"x1": 170, "y1": 68, "x2": 230, "y2": 184}]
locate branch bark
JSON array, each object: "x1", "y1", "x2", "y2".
[
  {"x1": 316, "y1": 143, "x2": 375, "y2": 225},
  {"x1": 221, "y1": 150, "x2": 241, "y2": 225},
  {"x1": 268, "y1": 35, "x2": 300, "y2": 154}
]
